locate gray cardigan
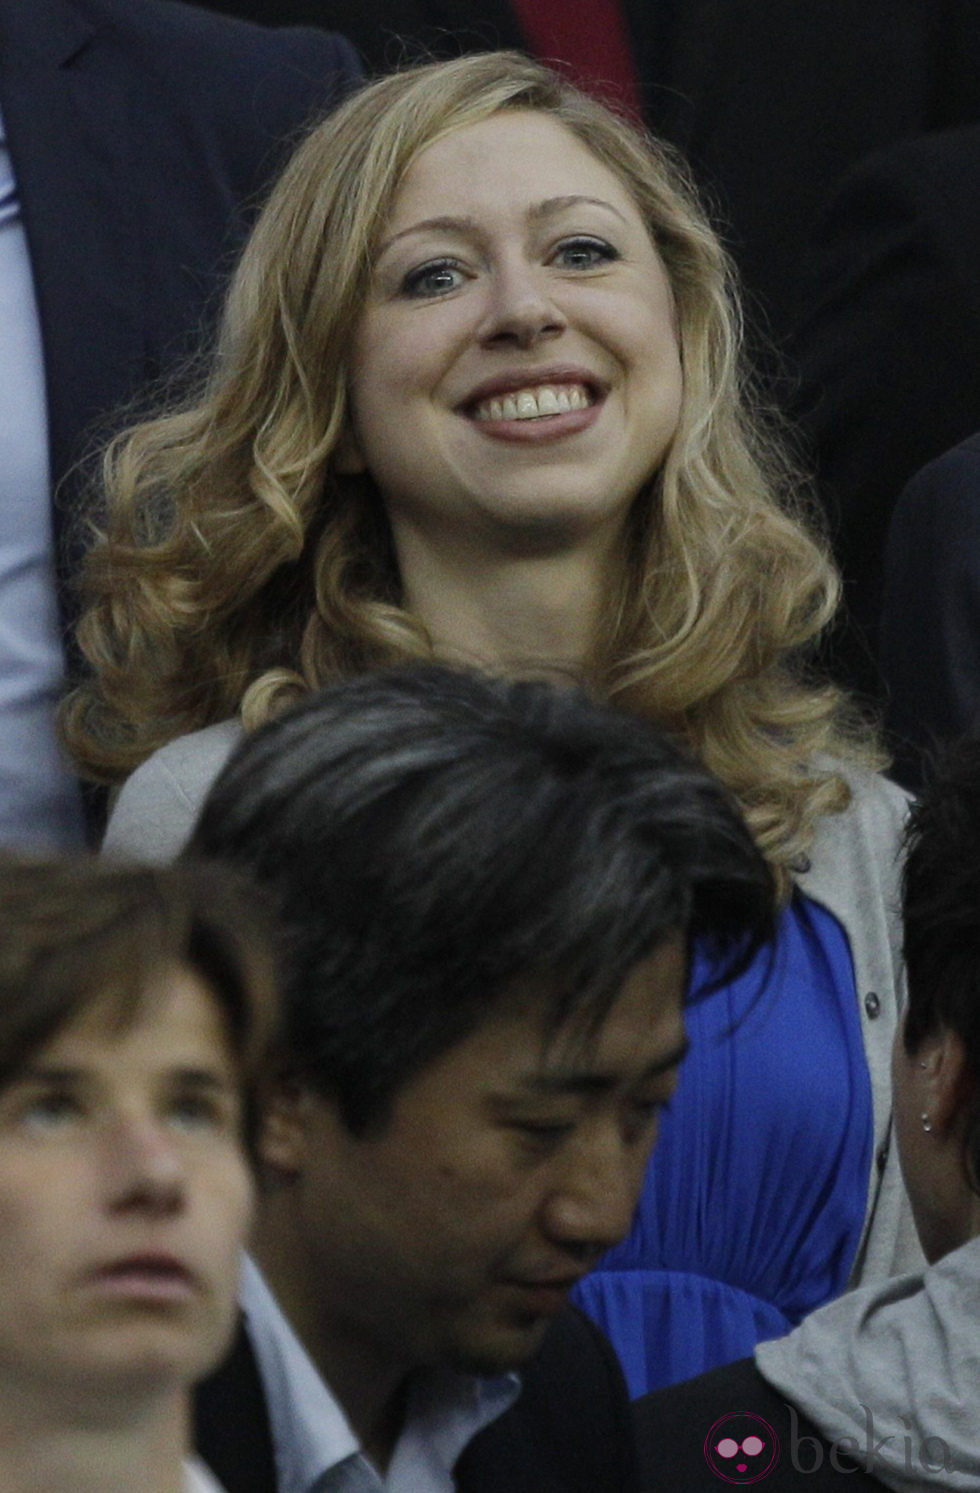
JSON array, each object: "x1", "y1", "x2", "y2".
[{"x1": 103, "y1": 726, "x2": 921, "y2": 1284}]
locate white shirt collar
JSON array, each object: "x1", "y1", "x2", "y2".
[
  {"x1": 239, "y1": 1256, "x2": 520, "y2": 1493},
  {"x1": 185, "y1": 1458, "x2": 229, "y2": 1493}
]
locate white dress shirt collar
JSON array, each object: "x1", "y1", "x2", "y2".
[{"x1": 239, "y1": 1256, "x2": 520, "y2": 1493}]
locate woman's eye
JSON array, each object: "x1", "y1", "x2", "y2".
[
  {"x1": 19, "y1": 1092, "x2": 83, "y2": 1130},
  {"x1": 552, "y1": 237, "x2": 619, "y2": 271},
  {"x1": 401, "y1": 259, "x2": 466, "y2": 298},
  {"x1": 166, "y1": 1093, "x2": 229, "y2": 1133}
]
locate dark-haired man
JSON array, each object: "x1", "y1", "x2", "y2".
[{"x1": 189, "y1": 666, "x2": 775, "y2": 1493}]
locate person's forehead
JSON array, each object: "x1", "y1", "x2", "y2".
[
  {"x1": 390, "y1": 110, "x2": 643, "y2": 227},
  {"x1": 19, "y1": 964, "x2": 235, "y2": 1071},
  {"x1": 533, "y1": 940, "x2": 687, "y2": 1074},
  {"x1": 410, "y1": 938, "x2": 688, "y2": 1098}
]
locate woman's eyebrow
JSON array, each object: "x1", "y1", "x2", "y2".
[
  {"x1": 527, "y1": 194, "x2": 630, "y2": 226},
  {"x1": 378, "y1": 215, "x2": 477, "y2": 257},
  {"x1": 167, "y1": 1068, "x2": 235, "y2": 1091},
  {"x1": 8, "y1": 1065, "x2": 84, "y2": 1085},
  {"x1": 378, "y1": 195, "x2": 630, "y2": 258}
]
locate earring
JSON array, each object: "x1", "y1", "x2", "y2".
[{"x1": 921, "y1": 1113, "x2": 933, "y2": 1133}]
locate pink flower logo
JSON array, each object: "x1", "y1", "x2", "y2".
[{"x1": 704, "y1": 1412, "x2": 780, "y2": 1483}]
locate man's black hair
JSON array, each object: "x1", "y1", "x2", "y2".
[{"x1": 189, "y1": 666, "x2": 774, "y2": 1133}]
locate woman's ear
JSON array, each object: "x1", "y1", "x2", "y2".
[
  {"x1": 258, "y1": 1073, "x2": 310, "y2": 1175},
  {"x1": 920, "y1": 1028, "x2": 974, "y2": 1136}
]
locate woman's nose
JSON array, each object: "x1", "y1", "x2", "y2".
[
  {"x1": 105, "y1": 1116, "x2": 186, "y2": 1215},
  {"x1": 478, "y1": 263, "x2": 567, "y2": 349}
]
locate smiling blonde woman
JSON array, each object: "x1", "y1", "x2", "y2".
[{"x1": 63, "y1": 52, "x2": 915, "y2": 1395}]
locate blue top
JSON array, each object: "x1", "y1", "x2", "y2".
[{"x1": 571, "y1": 891, "x2": 873, "y2": 1397}]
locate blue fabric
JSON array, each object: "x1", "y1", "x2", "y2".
[{"x1": 571, "y1": 892, "x2": 873, "y2": 1397}]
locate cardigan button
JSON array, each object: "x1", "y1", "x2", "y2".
[
  {"x1": 875, "y1": 1144, "x2": 888, "y2": 1172},
  {"x1": 864, "y1": 991, "x2": 881, "y2": 1018}
]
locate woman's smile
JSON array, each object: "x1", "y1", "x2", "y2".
[
  {"x1": 470, "y1": 382, "x2": 593, "y2": 423},
  {"x1": 341, "y1": 110, "x2": 684, "y2": 552},
  {"x1": 460, "y1": 365, "x2": 605, "y2": 443}
]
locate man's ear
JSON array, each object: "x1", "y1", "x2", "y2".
[{"x1": 258, "y1": 1073, "x2": 310, "y2": 1176}]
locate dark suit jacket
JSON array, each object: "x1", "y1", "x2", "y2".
[
  {"x1": 880, "y1": 432, "x2": 980, "y2": 792},
  {"x1": 188, "y1": 0, "x2": 980, "y2": 340},
  {"x1": 195, "y1": 1308, "x2": 640, "y2": 1493},
  {"x1": 0, "y1": 0, "x2": 359, "y2": 639},
  {"x1": 634, "y1": 1356, "x2": 888, "y2": 1493},
  {"x1": 0, "y1": 0, "x2": 359, "y2": 833},
  {"x1": 657, "y1": 0, "x2": 980, "y2": 340},
  {"x1": 787, "y1": 125, "x2": 980, "y2": 703}
]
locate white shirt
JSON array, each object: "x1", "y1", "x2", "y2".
[
  {"x1": 186, "y1": 1457, "x2": 228, "y2": 1493},
  {"x1": 0, "y1": 99, "x2": 85, "y2": 848},
  {"x1": 234, "y1": 1257, "x2": 520, "y2": 1493}
]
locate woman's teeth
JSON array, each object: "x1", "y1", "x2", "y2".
[{"x1": 472, "y1": 384, "x2": 591, "y2": 421}]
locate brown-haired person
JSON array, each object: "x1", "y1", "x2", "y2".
[
  {"x1": 0, "y1": 856, "x2": 277, "y2": 1493},
  {"x1": 64, "y1": 53, "x2": 916, "y2": 1393}
]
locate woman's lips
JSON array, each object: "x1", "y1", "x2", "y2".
[{"x1": 87, "y1": 1254, "x2": 198, "y2": 1305}]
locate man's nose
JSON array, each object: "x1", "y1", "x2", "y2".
[{"x1": 540, "y1": 1125, "x2": 650, "y2": 1259}]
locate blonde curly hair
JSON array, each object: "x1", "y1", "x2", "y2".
[{"x1": 63, "y1": 50, "x2": 879, "y2": 899}]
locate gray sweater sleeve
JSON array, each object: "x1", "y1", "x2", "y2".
[{"x1": 102, "y1": 720, "x2": 243, "y2": 864}]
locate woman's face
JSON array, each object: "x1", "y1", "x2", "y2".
[
  {"x1": 0, "y1": 965, "x2": 253, "y2": 1405},
  {"x1": 340, "y1": 110, "x2": 683, "y2": 560}
]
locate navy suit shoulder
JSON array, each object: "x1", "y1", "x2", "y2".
[
  {"x1": 195, "y1": 1307, "x2": 639, "y2": 1493},
  {"x1": 70, "y1": 0, "x2": 362, "y2": 169},
  {"x1": 0, "y1": 0, "x2": 361, "y2": 836},
  {"x1": 634, "y1": 1356, "x2": 887, "y2": 1492},
  {"x1": 881, "y1": 432, "x2": 980, "y2": 789},
  {"x1": 457, "y1": 1307, "x2": 639, "y2": 1493},
  {"x1": 0, "y1": 0, "x2": 361, "y2": 494}
]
